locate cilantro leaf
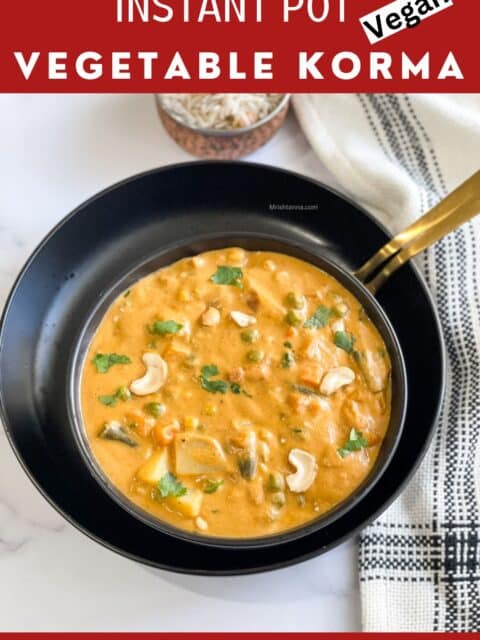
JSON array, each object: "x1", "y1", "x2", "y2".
[
  {"x1": 98, "y1": 394, "x2": 119, "y2": 407},
  {"x1": 201, "y1": 364, "x2": 220, "y2": 378},
  {"x1": 93, "y1": 353, "x2": 131, "y2": 374},
  {"x1": 200, "y1": 364, "x2": 247, "y2": 395},
  {"x1": 204, "y1": 479, "x2": 224, "y2": 494},
  {"x1": 158, "y1": 473, "x2": 187, "y2": 498},
  {"x1": 150, "y1": 320, "x2": 183, "y2": 336},
  {"x1": 338, "y1": 428, "x2": 369, "y2": 458},
  {"x1": 334, "y1": 331, "x2": 356, "y2": 354},
  {"x1": 200, "y1": 364, "x2": 228, "y2": 394},
  {"x1": 201, "y1": 378, "x2": 230, "y2": 394},
  {"x1": 304, "y1": 305, "x2": 332, "y2": 329},
  {"x1": 98, "y1": 385, "x2": 131, "y2": 407},
  {"x1": 210, "y1": 266, "x2": 243, "y2": 288}
]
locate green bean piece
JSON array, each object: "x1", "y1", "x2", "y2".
[
  {"x1": 238, "y1": 455, "x2": 256, "y2": 480},
  {"x1": 99, "y1": 422, "x2": 137, "y2": 448}
]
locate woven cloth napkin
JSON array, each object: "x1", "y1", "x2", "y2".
[{"x1": 293, "y1": 94, "x2": 480, "y2": 632}]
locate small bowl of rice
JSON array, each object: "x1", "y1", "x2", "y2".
[{"x1": 155, "y1": 93, "x2": 290, "y2": 159}]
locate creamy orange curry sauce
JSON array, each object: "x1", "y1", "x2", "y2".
[{"x1": 81, "y1": 249, "x2": 391, "y2": 538}]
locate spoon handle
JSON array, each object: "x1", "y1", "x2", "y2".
[{"x1": 355, "y1": 171, "x2": 480, "y2": 294}]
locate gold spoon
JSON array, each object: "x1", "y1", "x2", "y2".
[{"x1": 355, "y1": 170, "x2": 480, "y2": 294}]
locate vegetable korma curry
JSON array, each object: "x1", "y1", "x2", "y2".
[{"x1": 81, "y1": 249, "x2": 391, "y2": 538}]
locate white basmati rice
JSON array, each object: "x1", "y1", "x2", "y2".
[{"x1": 159, "y1": 94, "x2": 284, "y2": 130}]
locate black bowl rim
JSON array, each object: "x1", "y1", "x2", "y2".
[
  {"x1": 0, "y1": 160, "x2": 446, "y2": 574},
  {"x1": 67, "y1": 230, "x2": 407, "y2": 550}
]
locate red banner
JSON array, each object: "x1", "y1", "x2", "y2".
[
  {"x1": 0, "y1": 634, "x2": 479, "y2": 638},
  {"x1": 1, "y1": 635, "x2": 480, "y2": 639},
  {"x1": 0, "y1": 0, "x2": 476, "y2": 92}
]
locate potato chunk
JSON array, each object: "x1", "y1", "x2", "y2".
[
  {"x1": 137, "y1": 448, "x2": 169, "y2": 485},
  {"x1": 167, "y1": 488, "x2": 203, "y2": 518},
  {"x1": 175, "y1": 433, "x2": 227, "y2": 475}
]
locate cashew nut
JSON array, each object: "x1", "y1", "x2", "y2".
[
  {"x1": 230, "y1": 311, "x2": 256, "y2": 327},
  {"x1": 201, "y1": 307, "x2": 221, "y2": 327},
  {"x1": 130, "y1": 353, "x2": 168, "y2": 396},
  {"x1": 320, "y1": 367, "x2": 355, "y2": 396},
  {"x1": 286, "y1": 448, "x2": 318, "y2": 493}
]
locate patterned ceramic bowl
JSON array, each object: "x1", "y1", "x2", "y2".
[{"x1": 156, "y1": 94, "x2": 291, "y2": 159}]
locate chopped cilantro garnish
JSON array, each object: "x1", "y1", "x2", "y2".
[
  {"x1": 202, "y1": 378, "x2": 230, "y2": 394},
  {"x1": 93, "y1": 353, "x2": 131, "y2": 374},
  {"x1": 200, "y1": 365, "x2": 248, "y2": 396},
  {"x1": 98, "y1": 394, "x2": 119, "y2": 407},
  {"x1": 334, "y1": 331, "x2": 356, "y2": 354},
  {"x1": 201, "y1": 364, "x2": 220, "y2": 378},
  {"x1": 150, "y1": 320, "x2": 183, "y2": 336},
  {"x1": 98, "y1": 386, "x2": 131, "y2": 407},
  {"x1": 200, "y1": 365, "x2": 229, "y2": 394},
  {"x1": 204, "y1": 479, "x2": 224, "y2": 494},
  {"x1": 158, "y1": 473, "x2": 187, "y2": 498},
  {"x1": 210, "y1": 266, "x2": 243, "y2": 288},
  {"x1": 338, "y1": 428, "x2": 369, "y2": 458},
  {"x1": 304, "y1": 305, "x2": 332, "y2": 329}
]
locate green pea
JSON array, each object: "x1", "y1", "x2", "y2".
[
  {"x1": 271, "y1": 492, "x2": 286, "y2": 508},
  {"x1": 286, "y1": 292, "x2": 306, "y2": 310},
  {"x1": 145, "y1": 402, "x2": 166, "y2": 418},
  {"x1": 285, "y1": 309, "x2": 302, "y2": 326},
  {"x1": 117, "y1": 386, "x2": 131, "y2": 402},
  {"x1": 246, "y1": 350, "x2": 264, "y2": 363},
  {"x1": 241, "y1": 328, "x2": 260, "y2": 344},
  {"x1": 267, "y1": 472, "x2": 285, "y2": 492}
]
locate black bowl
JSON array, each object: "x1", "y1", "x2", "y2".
[{"x1": 0, "y1": 162, "x2": 445, "y2": 574}]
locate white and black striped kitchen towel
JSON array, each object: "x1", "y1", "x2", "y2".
[{"x1": 293, "y1": 94, "x2": 480, "y2": 632}]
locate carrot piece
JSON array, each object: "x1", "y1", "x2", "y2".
[
  {"x1": 309, "y1": 399, "x2": 323, "y2": 416},
  {"x1": 125, "y1": 410, "x2": 155, "y2": 437},
  {"x1": 153, "y1": 421, "x2": 181, "y2": 445},
  {"x1": 298, "y1": 361, "x2": 323, "y2": 387},
  {"x1": 286, "y1": 326, "x2": 298, "y2": 339},
  {"x1": 287, "y1": 392, "x2": 311, "y2": 414}
]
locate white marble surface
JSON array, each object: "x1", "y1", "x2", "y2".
[{"x1": 0, "y1": 94, "x2": 361, "y2": 632}]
